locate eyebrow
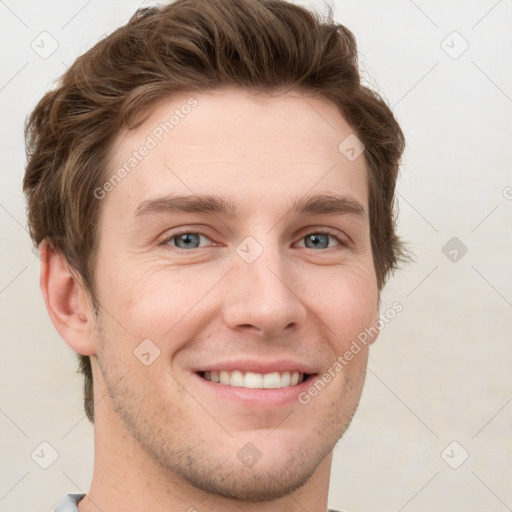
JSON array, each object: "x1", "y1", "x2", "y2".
[{"x1": 134, "y1": 193, "x2": 366, "y2": 220}]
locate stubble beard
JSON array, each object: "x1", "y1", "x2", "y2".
[{"x1": 94, "y1": 313, "x2": 367, "y2": 502}]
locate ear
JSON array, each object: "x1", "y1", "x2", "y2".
[
  {"x1": 39, "y1": 240, "x2": 97, "y2": 356},
  {"x1": 368, "y1": 296, "x2": 381, "y2": 346}
]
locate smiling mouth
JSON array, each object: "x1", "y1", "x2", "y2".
[{"x1": 197, "y1": 370, "x2": 312, "y2": 389}]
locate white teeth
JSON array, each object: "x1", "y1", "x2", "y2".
[
  {"x1": 230, "y1": 370, "x2": 244, "y2": 387},
  {"x1": 201, "y1": 370, "x2": 305, "y2": 389},
  {"x1": 263, "y1": 372, "x2": 281, "y2": 388},
  {"x1": 244, "y1": 371, "x2": 263, "y2": 388}
]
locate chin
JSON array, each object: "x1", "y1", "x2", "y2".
[{"x1": 175, "y1": 443, "x2": 327, "y2": 502}]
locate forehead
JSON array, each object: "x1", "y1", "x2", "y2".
[{"x1": 104, "y1": 88, "x2": 369, "y2": 215}]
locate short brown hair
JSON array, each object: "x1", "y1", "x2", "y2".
[{"x1": 23, "y1": 0, "x2": 407, "y2": 424}]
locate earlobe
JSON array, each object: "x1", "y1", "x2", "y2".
[
  {"x1": 39, "y1": 241, "x2": 97, "y2": 356},
  {"x1": 368, "y1": 305, "x2": 381, "y2": 346}
]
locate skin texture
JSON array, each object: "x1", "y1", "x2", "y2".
[{"x1": 41, "y1": 88, "x2": 380, "y2": 512}]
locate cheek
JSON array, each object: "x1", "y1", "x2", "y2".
[
  {"x1": 314, "y1": 267, "x2": 378, "y2": 350},
  {"x1": 96, "y1": 246, "x2": 378, "y2": 355},
  {"x1": 103, "y1": 267, "x2": 221, "y2": 345}
]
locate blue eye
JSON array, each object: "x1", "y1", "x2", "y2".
[
  {"x1": 300, "y1": 232, "x2": 341, "y2": 249},
  {"x1": 162, "y1": 230, "x2": 344, "y2": 252},
  {"x1": 304, "y1": 233, "x2": 329, "y2": 249},
  {"x1": 168, "y1": 233, "x2": 209, "y2": 250}
]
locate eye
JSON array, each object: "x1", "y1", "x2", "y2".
[
  {"x1": 164, "y1": 232, "x2": 212, "y2": 250},
  {"x1": 297, "y1": 231, "x2": 343, "y2": 250},
  {"x1": 160, "y1": 229, "x2": 346, "y2": 252}
]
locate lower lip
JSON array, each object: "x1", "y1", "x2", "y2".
[{"x1": 192, "y1": 372, "x2": 317, "y2": 408}]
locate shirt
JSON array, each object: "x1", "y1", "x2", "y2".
[
  {"x1": 55, "y1": 494, "x2": 85, "y2": 511},
  {"x1": 55, "y1": 493, "x2": 344, "y2": 511}
]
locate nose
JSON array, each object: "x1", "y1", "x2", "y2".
[{"x1": 221, "y1": 238, "x2": 308, "y2": 337}]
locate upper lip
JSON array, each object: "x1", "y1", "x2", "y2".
[{"x1": 194, "y1": 359, "x2": 318, "y2": 375}]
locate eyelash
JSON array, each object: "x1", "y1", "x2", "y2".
[{"x1": 160, "y1": 228, "x2": 347, "y2": 252}]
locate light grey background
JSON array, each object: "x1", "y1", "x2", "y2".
[{"x1": 1, "y1": 1, "x2": 511, "y2": 511}]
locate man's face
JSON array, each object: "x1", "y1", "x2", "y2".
[{"x1": 90, "y1": 88, "x2": 379, "y2": 500}]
